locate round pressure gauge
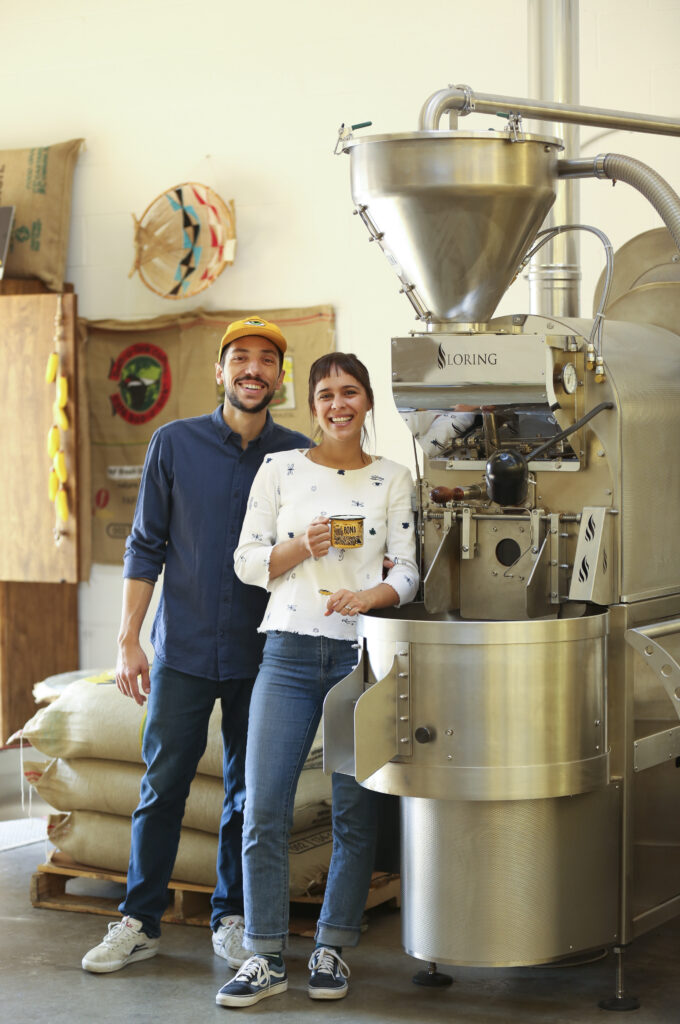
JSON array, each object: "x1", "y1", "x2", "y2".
[{"x1": 561, "y1": 362, "x2": 578, "y2": 394}]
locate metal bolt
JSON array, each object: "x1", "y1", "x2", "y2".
[
  {"x1": 551, "y1": 592, "x2": 558, "y2": 599},
  {"x1": 519, "y1": 527, "x2": 525, "y2": 533},
  {"x1": 400, "y1": 737, "x2": 409, "y2": 744},
  {"x1": 597, "y1": 449, "x2": 605, "y2": 457},
  {"x1": 398, "y1": 672, "x2": 409, "y2": 678},
  {"x1": 550, "y1": 559, "x2": 557, "y2": 566},
  {"x1": 399, "y1": 694, "x2": 408, "y2": 701},
  {"x1": 399, "y1": 716, "x2": 408, "y2": 722},
  {"x1": 398, "y1": 651, "x2": 408, "y2": 657},
  {"x1": 462, "y1": 545, "x2": 469, "y2": 553},
  {"x1": 594, "y1": 720, "x2": 601, "y2": 726},
  {"x1": 532, "y1": 547, "x2": 538, "y2": 554},
  {"x1": 596, "y1": 745, "x2": 600, "y2": 751},
  {"x1": 447, "y1": 755, "x2": 453, "y2": 760},
  {"x1": 492, "y1": 526, "x2": 498, "y2": 532},
  {"x1": 445, "y1": 729, "x2": 453, "y2": 736}
]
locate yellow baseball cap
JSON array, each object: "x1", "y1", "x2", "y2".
[{"x1": 218, "y1": 316, "x2": 287, "y2": 360}]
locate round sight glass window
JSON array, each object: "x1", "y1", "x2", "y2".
[{"x1": 496, "y1": 538, "x2": 521, "y2": 567}]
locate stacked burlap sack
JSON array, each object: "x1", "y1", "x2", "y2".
[{"x1": 21, "y1": 676, "x2": 333, "y2": 895}]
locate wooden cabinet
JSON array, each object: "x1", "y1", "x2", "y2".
[{"x1": 0, "y1": 280, "x2": 82, "y2": 739}]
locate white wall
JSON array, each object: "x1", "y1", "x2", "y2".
[{"x1": 2, "y1": 0, "x2": 679, "y2": 668}]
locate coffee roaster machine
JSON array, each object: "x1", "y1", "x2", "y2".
[{"x1": 324, "y1": 83, "x2": 680, "y2": 1010}]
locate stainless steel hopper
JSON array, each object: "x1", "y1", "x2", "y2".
[{"x1": 345, "y1": 131, "x2": 561, "y2": 323}]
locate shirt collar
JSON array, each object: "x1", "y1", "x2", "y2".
[{"x1": 211, "y1": 405, "x2": 276, "y2": 448}]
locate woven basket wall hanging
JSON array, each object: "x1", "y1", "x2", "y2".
[{"x1": 130, "y1": 182, "x2": 236, "y2": 298}]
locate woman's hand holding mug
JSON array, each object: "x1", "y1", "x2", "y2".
[{"x1": 304, "y1": 516, "x2": 331, "y2": 559}]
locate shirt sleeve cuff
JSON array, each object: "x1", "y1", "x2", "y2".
[
  {"x1": 123, "y1": 556, "x2": 162, "y2": 583},
  {"x1": 384, "y1": 567, "x2": 419, "y2": 607}
]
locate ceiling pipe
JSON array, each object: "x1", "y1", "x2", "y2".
[{"x1": 417, "y1": 87, "x2": 680, "y2": 137}]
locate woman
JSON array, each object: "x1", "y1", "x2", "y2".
[{"x1": 217, "y1": 352, "x2": 418, "y2": 1008}]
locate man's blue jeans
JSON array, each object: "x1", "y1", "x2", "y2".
[
  {"x1": 119, "y1": 658, "x2": 254, "y2": 936},
  {"x1": 242, "y1": 631, "x2": 379, "y2": 953}
]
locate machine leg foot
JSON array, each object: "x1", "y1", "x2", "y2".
[
  {"x1": 412, "y1": 962, "x2": 454, "y2": 987},
  {"x1": 598, "y1": 946, "x2": 639, "y2": 1012}
]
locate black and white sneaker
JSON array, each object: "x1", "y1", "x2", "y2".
[
  {"x1": 307, "y1": 946, "x2": 350, "y2": 1000},
  {"x1": 215, "y1": 954, "x2": 288, "y2": 1007},
  {"x1": 81, "y1": 916, "x2": 159, "y2": 973}
]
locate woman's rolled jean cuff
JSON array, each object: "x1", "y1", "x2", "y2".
[
  {"x1": 244, "y1": 932, "x2": 287, "y2": 954},
  {"x1": 315, "y1": 920, "x2": 362, "y2": 948}
]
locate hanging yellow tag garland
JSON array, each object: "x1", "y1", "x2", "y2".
[{"x1": 45, "y1": 295, "x2": 70, "y2": 537}]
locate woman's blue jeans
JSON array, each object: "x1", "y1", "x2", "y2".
[
  {"x1": 119, "y1": 657, "x2": 254, "y2": 936},
  {"x1": 242, "y1": 631, "x2": 379, "y2": 953}
]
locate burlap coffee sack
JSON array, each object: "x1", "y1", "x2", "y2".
[
  {"x1": 27, "y1": 756, "x2": 331, "y2": 835},
  {"x1": 21, "y1": 677, "x2": 323, "y2": 778},
  {"x1": 80, "y1": 306, "x2": 334, "y2": 563},
  {"x1": 0, "y1": 139, "x2": 83, "y2": 290},
  {"x1": 48, "y1": 811, "x2": 333, "y2": 894}
]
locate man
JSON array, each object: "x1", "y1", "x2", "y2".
[{"x1": 82, "y1": 317, "x2": 312, "y2": 974}]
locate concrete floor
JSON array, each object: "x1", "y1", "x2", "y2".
[
  {"x1": 2, "y1": 747, "x2": 679, "y2": 1023},
  {"x1": 1, "y1": 838, "x2": 679, "y2": 1024}
]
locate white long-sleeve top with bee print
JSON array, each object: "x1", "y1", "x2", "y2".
[{"x1": 234, "y1": 448, "x2": 419, "y2": 641}]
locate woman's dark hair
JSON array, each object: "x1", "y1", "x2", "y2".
[
  {"x1": 307, "y1": 352, "x2": 374, "y2": 414},
  {"x1": 307, "y1": 352, "x2": 375, "y2": 448}
]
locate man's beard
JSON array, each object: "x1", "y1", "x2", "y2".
[{"x1": 224, "y1": 379, "x2": 276, "y2": 414}]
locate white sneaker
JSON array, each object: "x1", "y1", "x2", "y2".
[
  {"x1": 212, "y1": 914, "x2": 249, "y2": 969},
  {"x1": 81, "y1": 916, "x2": 159, "y2": 973}
]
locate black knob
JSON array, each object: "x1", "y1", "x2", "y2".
[{"x1": 415, "y1": 726, "x2": 435, "y2": 744}]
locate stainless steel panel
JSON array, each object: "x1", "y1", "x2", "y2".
[
  {"x1": 358, "y1": 606, "x2": 609, "y2": 800},
  {"x1": 633, "y1": 725, "x2": 680, "y2": 771},
  {"x1": 423, "y1": 520, "x2": 459, "y2": 614},
  {"x1": 401, "y1": 787, "x2": 620, "y2": 966},
  {"x1": 362, "y1": 754, "x2": 609, "y2": 801},
  {"x1": 607, "y1": 599, "x2": 680, "y2": 945},
  {"x1": 593, "y1": 227, "x2": 680, "y2": 313},
  {"x1": 360, "y1": 603, "x2": 607, "y2": 646},
  {"x1": 568, "y1": 506, "x2": 616, "y2": 604},
  {"x1": 354, "y1": 664, "x2": 399, "y2": 782},
  {"x1": 322, "y1": 658, "x2": 364, "y2": 776},
  {"x1": 392, "y1": 333, "x2": 549, "y2": 410},
  {"x1": 626, "y1": 617, "x2": 680, "y2": 720},
  {"x1": 557, "y1": 317, "x2": 680, "y2": 602},
  {"x1": 605, "y1": 281, "x2": 680, "y2": 337},
  {"x1": 459, "y1": 515, "x2": 551, "y2": 620}
]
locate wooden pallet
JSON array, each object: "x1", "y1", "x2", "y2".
[{"x1": 30, "y1": 850, "x2": 400, "y2": 935}]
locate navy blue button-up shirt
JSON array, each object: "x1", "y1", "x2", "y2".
[{"x1": 123, "y1": 405, "x2": 311, "y2": 681}]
